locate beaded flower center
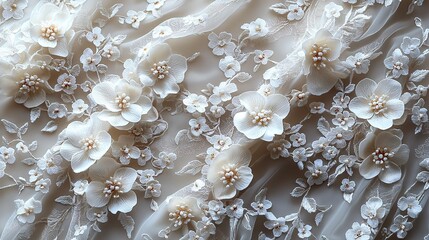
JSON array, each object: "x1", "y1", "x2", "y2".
[
  {"x1": 312, "y1": 169, "x2": 323, "y2": 178},
  {"x1": 115, "y1": 93, "x2": 131, "y2": 109},
  {"x1": 369, "y1": 95, "x2": 387, "y2": 114},
  {"x1": 168, "y1": 204, "x2": 194, "y2": 228},
  {"x1": 17, "y1": 74, "x2": 44, "y2": 94},
  {"x1": 250, "y1": 109, "x2": 272, "y2": 126},
  {"x1": 310, "y1": 43, "x2": 330, "y2": 70},
  {"x1": 80, "y1": 137, "x2": 98, "y2": 151},
  {"x1": 218, "y1": 163, "x2": 240, "y2": 188},
  {"x1": 103, "y1": 177, "x2": 123, "y2": 198},
  {"x1": 372, "y1": 147, "x2": 395, "y2": 169},
  {"x1": 393, "y1": 61, "x2": 404, "y2": 70},
  {"x1": 61, "y1": 78, "x2": 73, "y2": 89},
  {"x1": 151, "y1": 61, "x2": 170, "y2": 79},
  {"x1": 24, "y1": 207, "x2": 34, "y2": 216},
  {"x1": 41, "y1": 25, "x2": 59, "y2": 41}
]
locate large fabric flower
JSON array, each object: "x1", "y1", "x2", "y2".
[
  {"x1": 86, "y1": 157, "x2": 138, "y2": 214},
  {"x1": 167, "y1": 196, "x2": 203, "y2": 230},
  {"x1": 27, "y1": 2, "x2": 74, "y2": 57},
  {"x1": 358, "y1": 130, "x2": 409, "y2": 184},
  {"x1": 91, "y1": 76, "x2": 158, "y2": 129},
  {"x1": 137, "y1": 43, "x2": 187, "y2": 98},
  {"x1": 60, "y1": 113, "x2": 112, "y2": 173},
  {"x1": 302, "y1": 29, "x2": 347, "y2": 95},
  {"x1": 233, "y1": 91, "x2": 290, "y2": 141},
  {"x1": 207, "y1": 145, "x2": 253, "y2": 200},
  {"x1": 349, "y1": 78, "x2": 404, "y2": 130}
]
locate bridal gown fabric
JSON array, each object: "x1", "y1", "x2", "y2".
[{"x1": 1, "y1": 0, "x2": 429, "y2": 239}]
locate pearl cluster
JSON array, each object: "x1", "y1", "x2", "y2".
[
  {"x1": 168, "y1": 204, "x2": 194, "y2": 228},
  {"x1": 61, "y1": 77, "x2": 74, "y2": 90},
  {"x1": 24, "y1": 207, "x2": 34, "y2": 216},
  {"x1": 310, "y1": 43, "x2": 330, "y2": 70},
  {"x1": 151, "y1": 61, "x2": 170, "y2": 79},
  {"x1": 41, "y1": 25, "x2": 59, "y2": 41},
  {"x1": 369, "y1": 95, "x2": 387, "y2": 114},
  {"x1": 115, "y1": 93, "x2": 131, "y2": 109},
  {"x1": 372, "y1": 147, "x2": 394, "y2": 169},
  {"x1": 103, "y1": 177, "x2": 123, "y2": 198},
  {"x1": 250, "y1": 109, "x2": 273, "y2": 126},
  {"x1": 218, "y1": 163, "x2": 240, "y2": 188},
  {"x1": 17, "y1": 74, "x2": 44, "y2": 94},
  {"x1": 393, "y1": 61, "x2": 404, "y2": 70},
  {"x1": 311, "y1": 169, "x2": 323, "y2": 178},
  {"x1": 80, "y1": 137, "x2": 97, "y2": 151}
]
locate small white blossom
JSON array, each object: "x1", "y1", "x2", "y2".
[
  {"x1": 400, "y1": 37, "x2": 421, "y2": 58},
  {"x1": 241, "y1": 18, "x2": 269, "y2": 39},
  {"x1": 111, "y1": 135, "x2": 140, "y2": 165},
  {"x1": 219, "y1": 56, "x2": 240, "y2": 78},
  {"x1": 152, "y1": 25, "x2": 172, "y2": 38},
  {"x1": 80, "y1": 48, "x2": 101, "y2": 72},
  {"x1": 208, "y1": 32, "x2": 236, "y2": 56},
  {"x1": 73, "y1": 180, "x2": 88, "y2": 195},
  {"x1": 254, "y1": 50, "x2": 273, "y2": 65},
  {"x1": 384, "y1": 49, "x2": 409, "y2": 78},
  {"x1": 267, "y1": 139, "x2": 291, "y2": 159},
  {"x1": 72, "y1": 99, "x2": 88, "y2": 115},
  {"x1": 389, "y1": 215, "x2": 413, "y2": 239},
  {"x1": 345, "y1": 52, "x2": 370, "y2": 74},
  {"x1": 361, "y1": 197, "x2": 386, "y2": 228},
  {"x1": 226, "y1": 198, "x2": 244, "y2": 218},
  {"x1": 297, "y1": 224, "x2": 312, "y2": 238},
  {"x1": 15, "y1": 197, "x2": 42, "y2": 223},
  {"x1": 207, "y1": 135, "x2": 232, "y2": 151},
  {"x1": 209, "y1": 81, "x2": 237, "y2": 105},
  {"x1": 0, "y1": 146, "x2": 15, "y2": 164},
  {"x1": 102, "y1": 43, "x2": 120, "y2": 61},
  {"x1": 54, "y1": 73, "x2": 77, "y2": 94},
  {"x1": 125, "y1": 10, "x2": 147, "y2": 28},
  {"x1": 189, "y1": 117, "x2": 210, "y2": 137},
  {"x1": 153, "y1": 152, "x2": 176, "y2": 169},
  {"x1": 183, "y1": 94, "x2": 208, "y2": 113},
  {"x1": 48, "y1": 102, "x2": 67, "y2": 119},
  {"x1": 340, "y1": 178, "x2": 355, "y2": 193},
  {"x1": 35, "y1": 178, "x2": 51, "y2": 194},
  {"x1": 86, "y1": 27, "x2": 105, "y2": 47},
  {"x1": 287, "y1": 4, "x2": 304, "y2": 21},
  {"x1": 2, "y1": 0, "x2": 28, "y2": 20},
  {"x1": 264, "y1": 212, "x2": 289, "y2": 237},
  {"x1": 305, "y1": 159, "x2": 328, "y2": 185},
  {"x1": 345, "y1": 222, "x2": 371, "y2": 240},
  {"x1": 397, "y1": 196, "x2": 422, "y2": 218},
  {"x1": 324, "y1": 2, "x2": 343, "y2": 18}
]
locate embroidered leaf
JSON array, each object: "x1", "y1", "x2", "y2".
[
  {"x1": 343, "y1": 193, "x2": 353, "y2": 203},
  {"x1": 175, "y1": 160, "x2": 203, "y2": 175},
  {"x1": 232, "y1": 72, "x2": 252, "y2": 83},
  {"x1": 284, "y1": 213, "x2": 298, "y2": 222},
  {"x1": 109, "y1": 3, "x2": 123, "y2": 18},
  {"x1": 187, "y1": 52, "x2": 200, "y2": 62},
  {"x1": 269, "y1": 3, "x2": 288, "y2": 14},
  {"x1": 112, "y1": 35, "x2": 127, "y2": 45},
  {"x1": 302, "y1": 197, "x2": 317, "y2": 213},
  {"x1": 317, "y1": 117, "x2": 330, "y2": 136},
  {"x1": 315, "y1": 212, "x2": 324, "y2": 226},
  {"x1": 118, "y1": 213, "x2": 135, "y2": 238},
  {"x1": 409, "y1": 70, "x2": 429, "y2": 82},
  {"x1": 42, "y1": 121, "x2": 58, "y2": 133},
  {"x1": 174, "y1": 129, "x2": 188, "y2": 145},
  {"x1": 344, "y1": 84, "x2": 355, "y2": 93},
  {"x1": 291, "y1": 187, "x2": 306, "y2": 197},
  {"x1": 55, "y1": 195, "x2": 74, "y2": 205},
  {"x1": 30, "y1": 108, "x2": 41, "y2": 123},
  {"x1": 242, "y1": 212, "x2": 252, "y2": 230},
  {"x1": 28, "y1": 141, "x2": 38, "y2": 151},
  {"x1": 150, "y1": 199, "x2": 159, "y2": 211},
  {"x1": 1, "y1": 119, "x2": 19, "y2": 134},
  {"x1": 21, "y1": 158, "x2": 37, "y2": 166}
]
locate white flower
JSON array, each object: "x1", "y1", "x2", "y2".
[
  {"x1": 358, "y1": 130, "x2": 409, "y2": 184},
  {"x1": 102, "y1": 43, "x2": 120, "y2": 61},
  {"x1": 37, "y1": 150, "x2": 63, "y2": 175},
  {"x1": 389, "y1": 215, "x2": 413, "y2": 239},
  {"x1": 28, "y1": 2, "x2": 74, "y2": 57},
  {"x1": 59, "y1": 113, "x2": 112, "y2": 173},
  {"x1": 16, "y1": 141, "x2": 29, "y2": 153},
  {"x1": 226, "y1": 198, "x2": 244, "y2": 218},
  {"x1": 2, "y1": 0, "x2": 27, "y2": 20},
  {"x1": 137, "y1": 43, "x2": 187, "y2": 98},
  {"x1": 183, "y1": 94, "x2": 208, "y2": 113},
  {"x1": 86, "y1": 27, "x2": 105, "y2": 47},
  {"x1": 0, "y1": 146, "x2": 15, "y2": 164},
  {"x1": 233, "y1": 91, "x2": 290, "y2": 141},
  {"x1": 54, "y1": 73, "x2": 77, "y2": 94},
  {"x1": 241, "y1": 18, "x2": 269, "y2": 39},
  {"x1": 258, "y1": 84, "x2": 276, "y2": 97},
  {"x1": 287, "y1": 4, "x2": 304, "y2": 21},
  {"x1": 210, "y1": 105, "x2": 225, "y2": 118},
  {"x1": 147, "y1": 0, "x2": 165, "y2": 17},
  {"x1": 208, "y1": 200, "x2": 226, "y2": 223},
  {"x1": 15, "y1": 197, "x2": 42, "y2": 223},
  {"x1": 208, "y1": 32, "x2": 236, "y2": 56},
  {"x1": 72, "y1": 99, "x2": 88, "y2": 115},
  {"x1": 397, "y1": 196, "x2": 422, "y2": 218},
  {"x1": 384, "y1": 49, "x2": 409, "y2": 78},
  {"x1": 209, "y1": 81, "x2": 237, "y2": 105},
  {"x1": 219, "y1": 56, "x2": 240, "y2": 78},
  {"x1": 349, "y1": 78, "x2": 404, "y2": 130},
  {"x1": 411, "y1": 106, "x2": 428, "y2": 126},
  {"x1": 91, "y1": 77, "x2": 157, "y2": 129},
  {"x1": 332, "y1": 111, "x2": 355, "y2": 129},
  {"x1": 48, "y1": 102, "x2": 67, "y2": 119},
  {"x1": 345, "y1": 52, "x2": 370, "y2": 74},
  {"x1": 86, "y1": 206, "x2": 108, "y2": 223},
  {"x1": 138, "y1": 169, "x2": 155, "y2": 184},
  {"x1": 153, "y1": 152, "x2": 176, "y2": 169},
  {"x1": 340, "y1": 178, "x2": 355, "y2": 193},
  {"x1": 86, "y1": 157, "x2": 138, "y2": 214},
  {"x1": 345, "y1": 222, "x2": 371, "y2": 240},
  {"x1": 324, "y1": 2, "x2": 343, "y2": 18},
  {"x1": 207, "y1": 145, "x2": 253, "y2": 199},
  {"x1": 189, "y1": 117, "x2": 210, "y2": 137},
  {"x1": 144, "y1": 180, "x2": 161, "y2": 198},
  {"x1": 168, "y1": 196, "x2": 203, "y2": 230},
  {"x1": 111, "y1": 135, "x2": 140, "y2": 165},
  {"x1": 250, "y1": 193, "x2": 272, "y2": 216},
  {"x1": 254, "y1": 50, "x2": 273, "y2": 65},
  {"x1": 302, "y1": 29, "x2": 347, "y2": 95},
  {"x1": 28, "y1": 168, "x2": 42, "y2": 182},
  {"x1": 400, "y1": 37, "x2": 421, "y2": 58},
  {"x1": 361, "y1": 197, "x2": 386, "y2": 228},
  {"x1": 125, "y1": 10, "x2": 147, "y2": 29},
  {"x1": 35, "y1": 178, "x2": 51, "y2": 194},
  {"x1": 73, "y1": 180, "x2": 88, "y2": 195},
  {"x1": 305, "y1": 159, "x2": 328, "y2": 185},
  {"x1": 80, "y1": 48, "x2": 101, "y2": 72},
  {"x1": 297, "y1": 224, "x2": 312, "y2": 238},
  {"x1": 267, "y1": 139, "x2": 291, "y2": 159},
  {"x1": 207, "y1": 135, "x2": 232, "y2": 151},
  {"x1": 152, "y1": 25, "x2": 172, "y2": 38},
  {"x1": 264, "y1": 212, "x2": 289, "y2": 237}
]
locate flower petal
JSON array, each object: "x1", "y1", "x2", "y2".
[
  {"x1": 390, "y1": 144, "x2": 409, "y2": 166},
  {"x1": 114, "y1": 167, "x2": 138, "y2": 192},
  {"x1": 349, "y1": 97, "x2": 373, "y2": 119},
  {"x1": 238, "y1": 91, "x2": 265, "y2": 112},
  {"x1": 121, "y1": 104, "x2": 143, "y2": 123},
  {"x1": 355, "y1": 78, "x2": 377, "y2": 99},
  {"x1": 368, "y1": 114, "x2": 393, "y2": 130},
  {"x1": 233, "y1": 111, "x2": 265, "y2": 139},
  {"x1": 379, "y1": 162, "x2": 401, "y2": 184},
  {"x1": 265, "y1": 94, "x2": 290, "y2": 118},
  {"x1": 235, "y1": 166, "x2": 253, "y2": 190},
  {"x1": 60, "y1": 141, "x2": 81, "y2": 161},
  {"x1": 71, "y1": 151, "x2": 95, "y2": 173},
  {"x1": 108, "y1": 191, "x2": 137, "y2": 214},
  {"x1": 99, "y1": 110, "x2": 129, "y2": 127},
  {"x1": 212, "y1": 180, "x2": 236, "y2": 200},
  {"x1": 168, "y1": 54, "x2": 187, "y2": 83},
  {"x1": 359, "y1": 156, "x2": 381, "y2": 180},
  {"x1": 88, "y1": 157, "x2": 120, "y2": 181},
  {"x1": 375, "y1": 132, "x2": 401, "y2": 150},
  {"x1": 374, "y1": 79, "x2": 402, "y2": 99},
  {"x1": 383, "y1": 99, "x2": 404, "y2": 120},
  {"x1": 86, "y1": 181, "x2": 110, "y2": 207},
  {"x1": 91, "y1": 82, "x2": 120, "y2": 112},
  {"x1": 88, "y1": 131, "x2": 111, "y2": 160}
]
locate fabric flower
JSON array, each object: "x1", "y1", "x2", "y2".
[
  {"x1": 54, "y1": 73, "x2": 77, "y2": 94},
  {"x1": 324, "y1": 2, "x2": 343, "y2": 18},
  {"x1": 254, "y1": 50, "x2": 273, "y2": 65},
  {"x1": 91, "y1": 77, "x2": 157, "y2": 129},
  {"x1": 60, "y1": 113, "x2": 112, "y2": 173},
  {"x1": 297, "y1": 224, "x2": 312, "y2": 238},
  {"x1": 358, "y1": 130, "x2": 409, "y2": 184},
  {"x1": 207, "y1": 145, "x2": 252, "y2": 199},
  {"x1": 102, "y1": 43, "x2": 121, "y2": 61},
  {"x1": 233, "y1": 91, "x2": 290, "y2": 141},
  {"x1": 241, "y1": 18, "x2": 269, "y2": 39},
  {"x1": 125, "y1": 10, "x2": 147, "y2": 29},
  {"x1": 361, "y1": 197, "x2": 386, "y2": 228},
  {"x1": 35, "y1": 178, "x2": 51, "y2": 194},
  {"x1": 137, "y1": 43, "x2": 187, "y2": 98},
  {"x1": 152, "y1": 25, "x2": 173, "y2": 38},
  {"x1": 86, "y1": 157, "x2": 138, "y2": 214},
  {"x1": 183, "y1": 94, "x2": 208, "y2": 113},
  {"x1": 345, "y1": 52, "x2": 370, "y2": 74},
  {"x1": 15, "y1": 197, "x2": 42, "y2": 224},
  {"x1": 86, "y1": 27, "x2": 105, "y2": 47},
  {"x1": 340, "y1": 179, "x2": 355, "y2": 193},
  {"x1": 287, "y1": 4, "x2": 304, "y2": 21},
  {"x1": 208, "y1": 200, "x2": 226, "y2": 223},
  {"x1": 345, "y1": 222, "x2": 371, "y2": 240},
  {"x1": 189, "y1": 117, "x2": 210, "y2": 137},
  {"x1": 80, "y1": 48, "x2": 101, "y2": 72},
  {"x1": 302, "y1": 29, "x2": 347, "y2": 95},
  {"x1": 47, "y1": 102, "x2": 67, "y2": 119},
  {"x1": 2, "y1": 0, "x2": 28, "y2": 20},
  {"x1": 349, "y1": 78, "x2": 404, "y2": 130},
  {"x1": 209, "y1": 81, "x2": 237, "y2": 105},
  {"x1": 389, "y1": 215, "x2": 413, "y2": 239},
  {"x1": 397, "y1": 196, "x2": 422, "y2": 218},
  {"x1": 208, "y1": 32, "x2": 236, "y2": 56},
  {"x1": 73, "y1": 180, "x2": 88, "y2": 195},
  {"x1": 168, "y1": 196, "x2": 203, "y2": 230},
  {"x1": 400, "y1": 37, "x2": 421, "y2": 58},
  {"x1": 28, "y1": 2, "x2": 74, "y2": 56},
  {"x1": 305, "y1": 159, "x2": 328, "y2": 185},
  {"x1": 111, "y1": 135, "x2": 140, "y2": 165},
  {"x1": 219, "y1": 56, "x2": 240, "y2": 78},
  {"x1": 384, "y1": 49, "x2": 409, "y2": 78},
  {"x1": 264, "y1": 212, "x2": 289, "y2": 237},
  {"x1": 0, "y1": 146, "x2": 15, "y2": 164},
  {"x1": 226, "y1": 198, "x2": 244, "y2": 218}
]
